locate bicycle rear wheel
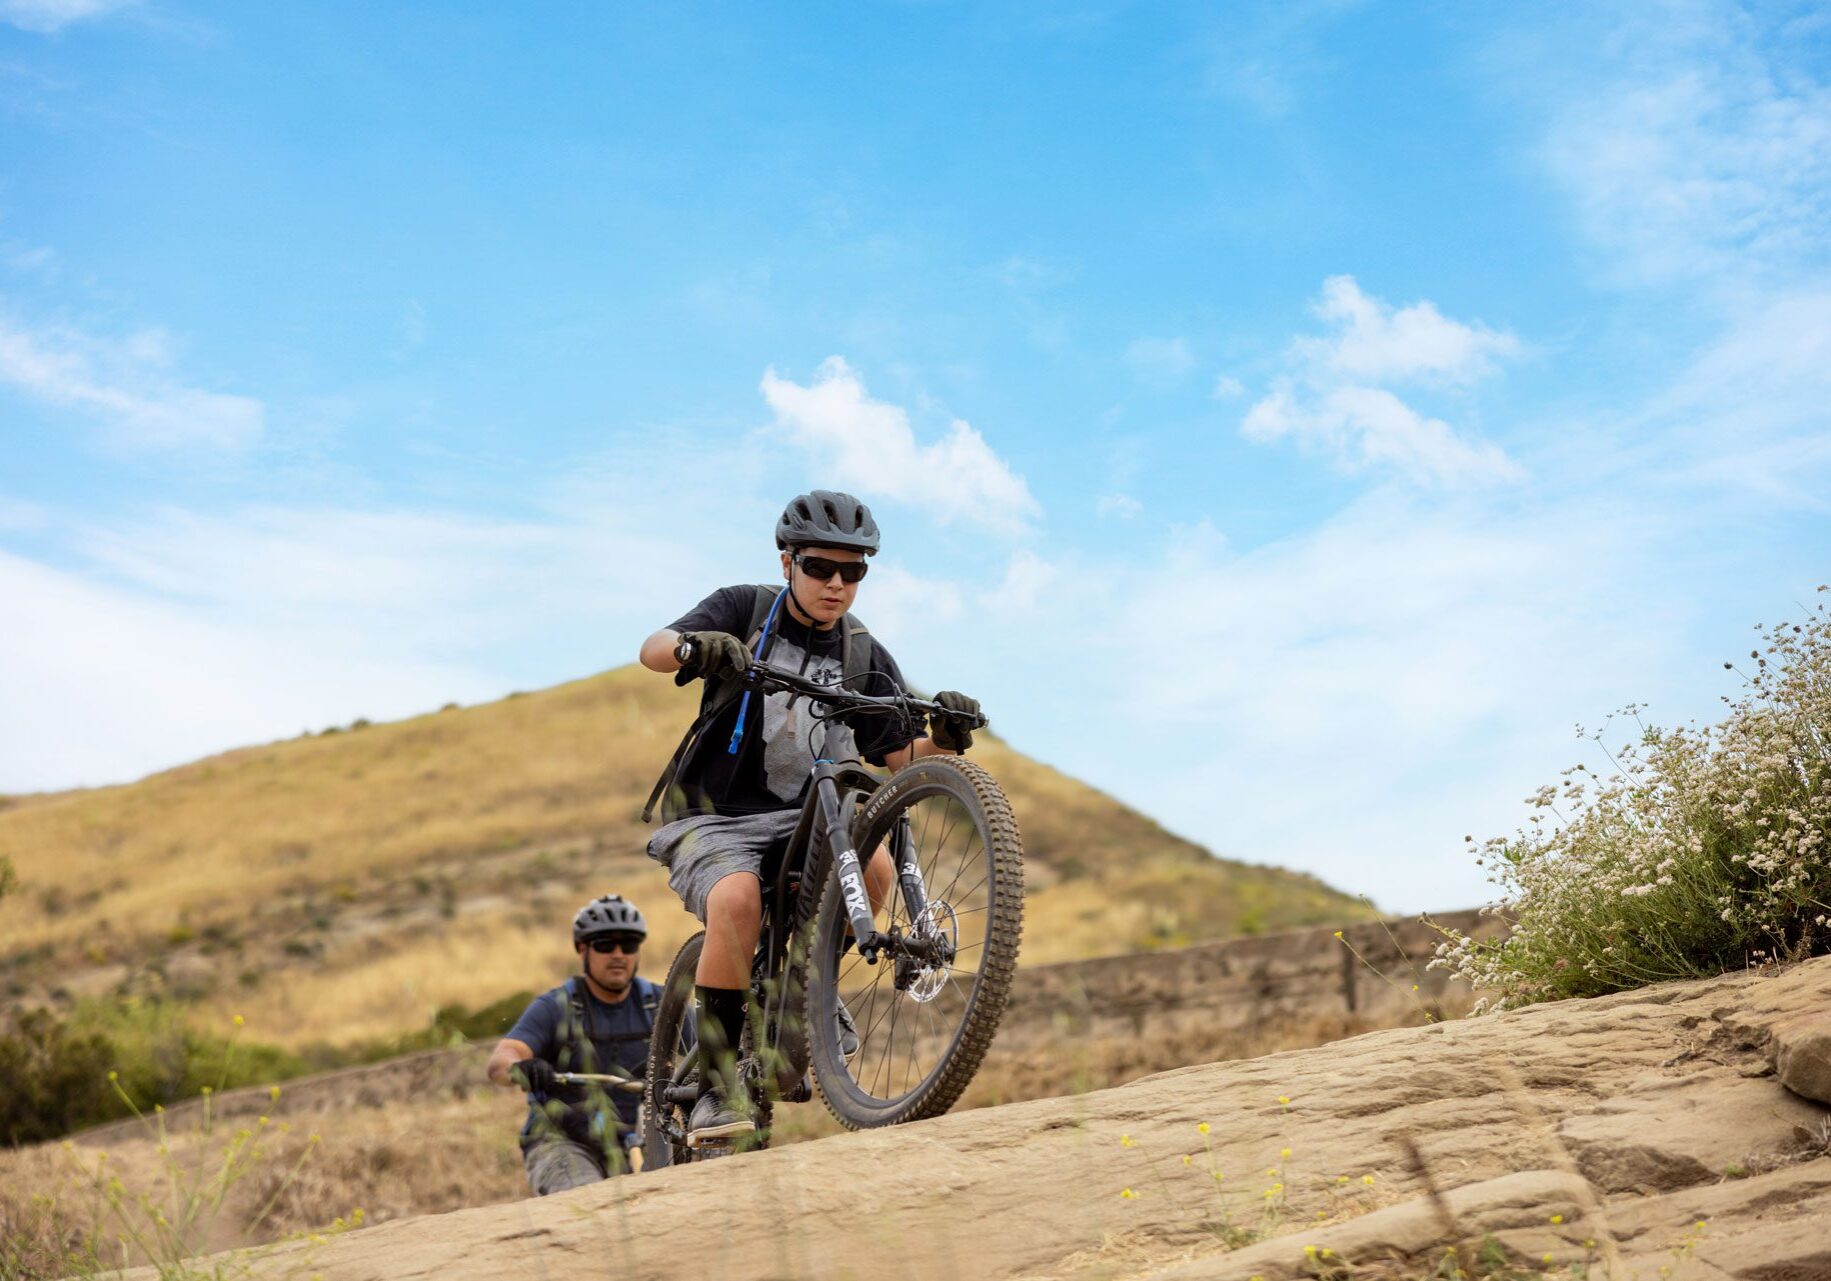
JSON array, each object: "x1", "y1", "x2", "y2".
[
  {"x1": 807, "y1": 755, "x2": 1024, "y2": 1128},
  {"x1": 639, "y1": 930, "x2": 703, "y2": 1172}
]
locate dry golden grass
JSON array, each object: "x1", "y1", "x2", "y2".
[
  {"x1": 2, "y1": 665, "x2": 1364, "y2": 1053},
  {"x1": 205, "y1": 868, "x2": 696, "y2": 1049},
  {"x1": 0, "y1": 1092, "x2": 531, "y2": 1272}
]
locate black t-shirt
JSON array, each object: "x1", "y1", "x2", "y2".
[{"x1": 667, "y1": 584, "x2": 916, "y2": 818}]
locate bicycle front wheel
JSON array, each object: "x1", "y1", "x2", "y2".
[{"x1": 807, "y1": 755, "x2": 1024, "y2": 1128}]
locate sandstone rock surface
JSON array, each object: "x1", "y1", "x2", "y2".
[{"x1": 131, "y1": 957, "x2": 1831, "y2": 1281}]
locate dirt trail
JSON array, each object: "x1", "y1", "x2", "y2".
[{"x1": 153, "y1": 954, "x2": 1831, "y2": 1281}]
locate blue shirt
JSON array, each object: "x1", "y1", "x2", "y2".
[{"x1": 507, "y1": 975, "x2": 657, "y2": 1152}]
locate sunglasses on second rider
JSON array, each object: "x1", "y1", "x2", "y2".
[
  {"x1": 794, "y1": 553, "x2": 868, "y2": 585},
  {"x1": 587, "y1": 934, "x2": 642, "y2": 954}
]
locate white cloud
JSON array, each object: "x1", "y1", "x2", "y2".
[
  {"x1": 1096, "y1": 493, "x2": 1142, "y2": 519},
  {"x1": 1299, "y1": 275, "x2": 1519, "y2": 385},
  {"x1": 1240, "y1": 276, "x2": 1522, "y2": 487},
  {"x1": 0, "y1": 316, "x2": 264, "y2": 451},
  {"x1": 0, "y1": 470, "x2": 759, "y2": 791},
  {"x1": 1528, "y1": 3, "x2": 1831, "y2": 288},
  {"x1": 760, "y1": 356, "x2": 1040, "y2": 535},
  {"x1": 852, "y1": 564, "x2": 965, "y2": 644},
  {"x1": 0, "y1": 497, "x2": 49, "y2": 532},
  {"x1": 1210, "y1": 374, "x2": 1245, "y2": 399},
  {"x1": 1243, "y1": 383, "x2": 1523, "y2": 486},
  {"x1": 1640, "y1": 287, "x2": 1831, "y2": 508},
  {"x1": 988, "y1": 548, "x2": 1059, "y2": 610},
  {"x1": 0, "y1": 546, "x2": 495, "y2": 793},
  {"x1": 0, "y1": 0, "x2": 134, "y2": 32},
  {"x1": 922, "y1": 481, "x2": 1785, "y2": 912},
  {"x1": 1123, "y1": 335, "x2": 1196, "y2": 386}
]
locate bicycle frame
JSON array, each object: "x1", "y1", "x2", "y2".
[{"x1": 656, "y1": 663, "x2": 984, "y2": 1123}]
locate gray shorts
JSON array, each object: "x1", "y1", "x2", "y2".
[
  {"x1": 646, "y1": 809, "x2": 801, "y2": 921},
  {"x1": 524, "y1": 1137, "x2": 625, "y2": 1195}
]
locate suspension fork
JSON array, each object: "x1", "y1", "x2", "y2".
[
  {"x1": 892, "y1": 813, "x2": 931, "y2": 927},
  {"x1": 813, "y1": 763, "x2": 888, "y2": 962}
]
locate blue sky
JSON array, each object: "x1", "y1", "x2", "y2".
[{"x1": 3, "y1": 0, "x2": 1827, "y2": 911}]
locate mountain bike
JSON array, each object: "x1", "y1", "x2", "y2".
[{"x1": 640, "y1": 664, "x2": 1025, "y2": 1167}]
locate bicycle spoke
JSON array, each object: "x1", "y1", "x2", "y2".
[{"x1": 938, "y1": 864, "x2": 990, "y2": 910}]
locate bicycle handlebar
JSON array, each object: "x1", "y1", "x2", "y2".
[
  {"x1": 553, "y1": 1071, "x2": 645, "y2": 1094},
  {"x1": 735, "y1": 664, "x2": 989, "y2": 730}
]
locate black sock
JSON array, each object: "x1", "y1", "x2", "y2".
[{"x1": 695, "y1": 985, "x2": 747, "y2": 1096}]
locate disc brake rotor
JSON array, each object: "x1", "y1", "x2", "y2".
[{"x1": 904, "y1": 899, "x2": 958, "y2": 1004}]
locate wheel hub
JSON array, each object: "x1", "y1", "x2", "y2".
[{"x1": 898, "y1": 899, "x2": 958, "y2": 1004}]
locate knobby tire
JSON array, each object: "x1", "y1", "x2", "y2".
[{"x1": 806, "y1": 755, "x2": 1024, "y2": 1129}]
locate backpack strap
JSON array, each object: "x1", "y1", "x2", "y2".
[
  {"x1": 555, "y1": 977, "x2": 592, "y2": 1073},
  {"x1": 563, "y1": 976, "x2": 657, "y2": 1048},
  {"x1": 840, "y1": 613, "x2": 872, "y2": 692}
]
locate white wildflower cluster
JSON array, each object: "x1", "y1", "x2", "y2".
[{"x1": 1433, "y1": 590, "x2": 1831, "y2": 1012}]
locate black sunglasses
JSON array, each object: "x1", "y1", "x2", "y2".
[
  {"x1": 794, "y1": 553, "x2": 868, "y2": 584},
  {"x1": 587, "y1": 935, "x2": 642, "y2": 954}
]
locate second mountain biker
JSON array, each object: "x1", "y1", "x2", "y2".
[{"x1": 636, "y1": 489, "x2": 982, "y2": 1148}]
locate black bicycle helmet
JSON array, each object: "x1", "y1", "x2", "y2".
[
  {"x1": 774, "y1": 489, "x2": 880, "y2": 555},
  {"x1": 572, "y1": 894, "x2": 647, "y2": 944}
]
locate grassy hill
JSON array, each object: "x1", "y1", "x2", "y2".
[{"x1": 0, "y1": 666, "x2": 1365, "y2": 1049}]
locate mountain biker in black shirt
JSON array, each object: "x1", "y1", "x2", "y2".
[{"x1": 637, "y1": 489, "x2": 981, "y2": 1147}]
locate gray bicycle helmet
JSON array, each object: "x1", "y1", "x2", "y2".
[
  {"x1": 572, "y1": 894, "x2": 647, "y2": 944},
  {"x1": 775, "y1": 489, "x2": 880, "y2": 555}
]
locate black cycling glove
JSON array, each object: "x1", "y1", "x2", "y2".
[
  {"x1": 929, "y1": 691, "x2": 982, "y2": 752},
  {"x1": 678, "y1": 631, "x2": 752, "y2": 683},
  {"x1": 510, "y1": 1057, "x2": 559, "y2": 1095}
]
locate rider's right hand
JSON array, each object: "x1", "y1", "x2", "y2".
[
  {"x1": 678, "y1": 631, "x2": 753, "y2": 683},
  {"x1": 510, "y1": 1057, "x2": 559, "y2": 1095}
]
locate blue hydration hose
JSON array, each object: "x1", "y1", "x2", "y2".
[{"x1": 727, "y1": 587, "x2": 787, "y2": 755}]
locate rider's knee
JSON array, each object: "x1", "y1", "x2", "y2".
[{"x1": 705, "y1": 873, "x2": 762, "y2": 929}]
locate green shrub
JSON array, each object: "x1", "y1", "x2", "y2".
[
  {"x1": 1438, "y1": 590, "x2": 1831, "y2": 1010},
  {"x1": 0, "y1": 1009, "x2": 118, "y2": 1145},
  {"x1": 0, "y1": 1002, "x2": 305, "y2": 1145},
  {"x1": 430, "y1": 989, "x2": 532, "y2": 1040}
]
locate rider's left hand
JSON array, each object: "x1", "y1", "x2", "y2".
[{"x1": 929, "y1": 691, "x2": 981, "y2": 752}]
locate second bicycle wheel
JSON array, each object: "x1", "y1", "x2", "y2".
[
  {"x1": 639, "y1": 930, "x2": 702, "y2": 1172},
  {"x1": 807, "y1": 755, "x2": 1024, "y2": 1128}
]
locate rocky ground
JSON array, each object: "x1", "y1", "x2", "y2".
[{"x1": 111, "y1": 952, "x2": 1831, "y2": 1281}]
